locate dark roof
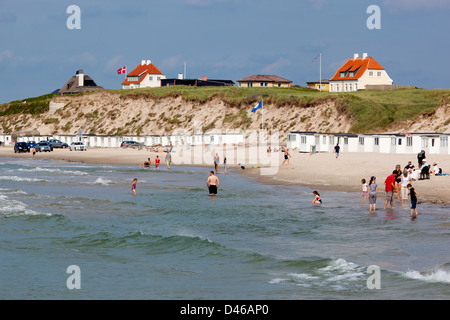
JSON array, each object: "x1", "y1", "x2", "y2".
[
  {"x1": 306, "y1": 79, "x2": 330, "y2": 84},
  {"x1": 237, "y1": 75, "x2": 292, "y2": 83},
  {"x1": 161, "y1": 78, "x2": 234, "y2": 87},
  {"x1": 59, "y1": 70, "x2": 103, "y2": 94}
]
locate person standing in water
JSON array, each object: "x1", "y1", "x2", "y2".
[
  {"x1": 131, "y1": 178, "x2": 138, "y2": 196},
  {"x1": 206, "y1": 171, "x2": 220, "y2": 196},
  {"x1": 312, "y1": 191, "x2": 322, "y2": 205}
]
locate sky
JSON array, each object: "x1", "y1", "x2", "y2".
[{"x1": 0, "y1": 0, "x2": 449, "y2": 103}]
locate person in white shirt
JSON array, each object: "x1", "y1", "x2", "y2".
[{"x1": 400, "y1": 170, "x2": 412, "y2": 204}]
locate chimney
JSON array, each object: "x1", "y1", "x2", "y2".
[
  {"x1": 141, "y1": 60, "x2": 146, "y2": 66},
  {"x1": 178, "y1": 73, "x2": 184, "y2": 80},
  {"x1": 354, "y1": 53, "x2": 359, "y2": 59},
  {"x1": 76, "y1": 69, "x2": 84, "y2": 87},
  {"x1": 202, "y1": 76, "x2": 207, "y2": 81},
  {"x1": 362, "y1": 53, "x2": 368, "y2": 59},
  {"x1": 146, "y1": 60, "x2": 151, "y2": 65}
]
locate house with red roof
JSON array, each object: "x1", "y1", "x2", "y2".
[
  {"x1": 121, "y1": 60, "x2": 166, "y2": 89},
  {"x1": 329, "y1": 53, "x2": 393, "y2": 92}
]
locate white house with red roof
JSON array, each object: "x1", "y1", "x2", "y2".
[
  {"x1": 329, "y1": 53, "x2": 393, "y2": 92},
  {"x1": 121, "y1": 60, "x2": 166, "y2": 89}
]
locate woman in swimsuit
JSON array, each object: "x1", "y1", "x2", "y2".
[{"x1": 131, "y1": 178, "x2": 138, "y2": 196}]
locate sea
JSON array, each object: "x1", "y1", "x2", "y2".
[{"x1": 0, "y1": 156, "x2": 449, "y2": 300}]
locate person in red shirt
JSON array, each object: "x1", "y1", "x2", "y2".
[
  {"x1": 384, "y1": 171, "x2": 397, "y2": 209},
  {"x1": 155, "y1": 155, "x2": 161, "y2": 170}
]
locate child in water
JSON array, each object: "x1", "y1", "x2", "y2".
[
  {"x1": 312, "y1": 191, "x2": 322, "y2": 205},
  {"x1": 131, "y1": 178, "x2": 138, "y2": 196},
  {"x1": 360, "y1": 179, "x2": 368, "y2": 202}
]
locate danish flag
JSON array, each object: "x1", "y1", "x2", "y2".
[{"x1": 117, "y1": 66, "x2": 127, "y2": 75}]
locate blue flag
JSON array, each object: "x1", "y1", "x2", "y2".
[{"x1": 251, "y1": 99, "x2": 263, "y2": 113}]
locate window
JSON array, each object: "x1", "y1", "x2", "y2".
[
  {"x1": 391, "y1": 138, "x2": 396, "y2": 146},
  {"x1": 247, "y1": 82, "x2": 253, "y2": 87},
  {"x1": 330, "y1": 84, "x2": 334, "y2": 92},
  {"x1": 345, "y1": 84, "x2": 348, "y2": 91},
  {"x1": 432, "y1": 138, "x2": 435, "y2": 147},
  {"x1": 369, "y1": 71, "x2": 374, "y2": 77},
  {"x1": 329, "y1": 136, "x2": 334, "y2": 144},
  {"x1": 301, "y1": 136, "x2": 307, "y2": 144},
  {"x1": 344, "y1": 138, "x2": 348, "y2": 145},
  {"x1": 374, "y1": 137, "x2": 379, "y2": 146},
  {"x1": 349, "y1": 72, "x2": 354, "y2": 77},
  {"x1": 340, "y1": 72, "x2": 346, "y2": 78},
  {"x1": 359, "y1": 137, "x2": 365, "y2": 145},
  {"x1": 355, "y1": 83, "x2": 358, "y2": 90},
  {"x1": 349, "y1": 84, "x2": 352, "y2": 91},
  {"x1": 149, "y1": 76, "x2": 153, "y2": 81},
  {"x1": 440, "y1": 137, "x2": 448, "y2": 148},
  {"x1": 288, "y1": 135, "x2": 296, "y2": 142},
  {"x1": 278, "y1": 83, "x2": 282, "y2": 87},
  {"x1": 377, "y1": 72, "x2": 382, "y2": 77},
  {"x1": 398, "y1": 138, "x2": 402, "y2": 145},
  {"x1": 260, "y1": 82, "x2": 268, "y2": 87},
  {"x1": 407, "y1": 136, "x2": 413, "y2": 146}
]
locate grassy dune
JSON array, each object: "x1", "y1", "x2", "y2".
[{"x1": 1, "y1": 87, "x2": 449, "y2": 134}]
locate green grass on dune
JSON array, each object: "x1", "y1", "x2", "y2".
[{"x1": 1, "y1": 87, "x2": 449, "y2": 134}]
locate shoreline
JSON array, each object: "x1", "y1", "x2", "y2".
[{"x1": 1, "y1": 146, "x2": 449, "y2": 207}]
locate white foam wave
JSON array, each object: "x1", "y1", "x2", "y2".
[
  {"x1": 0, "y1": 194, "x2": 51, "y2": 217},
  {"x1": 18, "y1": 167, "x2": 88, "y2": 176},
  {"x1": 269, "y1": 258, "x2": 366, "y2": 290},
  {"x1": 0, "y1": 175, "x2": 47, "y2": 182},
  {"x1": 404, "y1": 268, "x2": 450, "y2": 284},
  {"x1": 94, "y1": 177, "x2": 114, "y2": 185}
]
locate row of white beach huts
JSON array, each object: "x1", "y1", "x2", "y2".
[{"x1": 1, "y1": 131, "x2": 450, "y2": 155}]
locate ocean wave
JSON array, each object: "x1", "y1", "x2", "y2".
[
  {"x1": 269, "y1": 258, "x2": 367, "y2": 290},
  {"x1": 94, "y1": 178, "x2": 114, "y2": 185},
  {"x1": 0, "y1": 175, "x2": 48, "y2": 183},
  {"x1": 0, "y1": 194, "x2": 52, "y2": 217},
  {"x1": 404, "y1": 264, "x2": 450, "y2": 284},
  {"x1": 17, "y1": 167, "x2": 89, "y2": 176}
]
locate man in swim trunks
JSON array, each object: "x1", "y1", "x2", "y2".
[
  {"x1": 206, "y1": 171, "x2": 220, "y2": 196},
  {"x1": 165, "y1": 152, "x2": 171, "y2": 170}
]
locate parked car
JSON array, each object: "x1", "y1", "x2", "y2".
[
  {"x1": 35, "y1": 141, "x2": 53, "y2": 152},
  {"x1": 70, "y1": 141, "x2": 86, "y2": 151},
  {"x1": 27, "y1": 141, "x2": 37, "y2": 149},
  {"x1": 48, "y1": 139, "x2": 69, "y2": 148},
  {"x1": 121, "y1": 140, "x2": 139, "y2": 148},
  {"x1": 14, "y1": 142, "x2": 30, "y2": 153}
]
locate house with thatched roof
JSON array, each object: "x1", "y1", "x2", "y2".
[{"x1": 59, "y1": 69, "x2": 104, "y2": 95}]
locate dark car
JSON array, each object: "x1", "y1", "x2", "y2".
[
  {"x1": 35, "y1": 141, "x2": 53, "y2": 152},
  {"x1": 48, "y1": 139, "x2": 69, "y2": 148},
  {"x1": 14, "y1": 142, "x2": 30, "y2": 153},
  {"x1": 121, "y1": 141, "x2": 139, "y2": 148}
]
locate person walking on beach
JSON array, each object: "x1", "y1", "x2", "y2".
[
  {"x1": 131, "y1": 178, "x2": 138, "y2": 196},
  {"x1": 32, "y1": 146, "x2": 36, "y2": 160},
  {"x1": 407, "y1": 183, "x2": 420, "y2": 219},
  {"x1": 282, "y1": 148, "x2": 291, "y2": 165},
  {"x1": 368, "y1": 176, "x2": 378, "y2": 212},
  {"x1": 155, "y1": 155, "x2": 160, "y2": 170},
  {"x1": 206, "y1": 171, "x2": 220, "y2": 196},
  {"x1": 334, "y1": 143, "x2": 340, "y2": 159},
  {"x1": 165, "y1": 152, "x2": 172, "y2": 170},
  {"x1": 214, "y1": 153, "x2": 220, "y2": 173},
  {"x1": 384, "y1": 171, "x2": 396, "y2": 209}
]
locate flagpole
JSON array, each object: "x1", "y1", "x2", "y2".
[{"x1": 319, "y1": 53, "x2": 322, "y2": 92}]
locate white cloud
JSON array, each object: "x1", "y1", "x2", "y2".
[
  {"x1": 0, "y1": 50, "x2": 23, "y2": 65},
  {"x1": 261, "y1": 58, "x2": 290, "y2": 74}
]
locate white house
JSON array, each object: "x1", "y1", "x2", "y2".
[
  {"x1": 329, "y1": 53, "x2": 393, "y2": 92},
  {"x1": 121, "y1": 60, "x2": 166, "y2": 89}
]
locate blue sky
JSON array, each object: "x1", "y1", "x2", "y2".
[{"x1": 0, "y1": 0, "x2": 449, "y2": 103}]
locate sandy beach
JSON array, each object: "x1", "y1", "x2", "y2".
[{"x1": 1, "y1": 145, "x2": 449, "y2": 206}]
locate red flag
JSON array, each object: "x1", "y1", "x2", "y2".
[{"x1": 117, "y1": 66, "x2": 127, "y2": 74}]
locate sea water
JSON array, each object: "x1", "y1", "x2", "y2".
[{"x1": 0, "y1": 157, "x2": 449, "y2": 299}]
